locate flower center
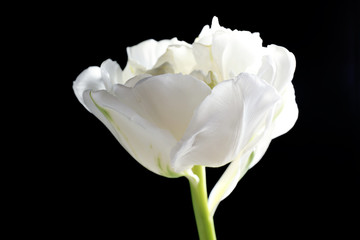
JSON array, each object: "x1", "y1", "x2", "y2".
[{"x1": 190, "y1": 70, "x2": 219, "y2": 89}]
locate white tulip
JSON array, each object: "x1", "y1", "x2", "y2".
[
  {"x1": 73, "y1": 16, "x2": 297, "y2": 239},
  {"x1": 74, "y1": 65, "x2": 279, "y2": 178}
]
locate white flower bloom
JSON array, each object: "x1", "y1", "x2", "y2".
[
  {"x1": 73, "y1": 17, "x2": 297, "y2": 213},
  {"x1": 74, "y1": 66, "x2": 279, "y2": 180}
]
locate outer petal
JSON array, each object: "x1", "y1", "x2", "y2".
[
  {"x1": 73, "y1": 59, "x2": 123, "y2": 110},
  {"x1": 272, "y1": 83, "x2": 299, "y2": 138},
  {"x1": 257, "y1": 45, "x2": 298, "y2": 138},
  {"x1": 83, "y1": 89, "x2": 179, "y2": 177},
  {"x1": 258, "y1": 45, "x2": 296, "y2": 93},
  {"x1": 208, "y1": 151, "x2": 254, "y2": 216},
  {"x1": 208, "y1": 114, "x2": 275, "y2": 216},
  {"x1": 171, "y1": 73, "x2": 280, "y2": 172},
  {"x1": 73, "y1": 66, "x2": 103, "y2": 110},
  {"x1": 82, "y1": 74, "x2": 211, "y2": 177},
  {"x1": 208, "y1": 46, "x2": 297, "y2": 214}
]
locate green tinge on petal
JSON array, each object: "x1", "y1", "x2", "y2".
[
  {"x1": 91, "y1": 92, "x2": 113, "y2": 121},
  {"x1": 89, "y1": 92, "x2": 138, "y2": 160},
  {"x1": 156, "y1": 155, "x2": 181, "y2": 178}
]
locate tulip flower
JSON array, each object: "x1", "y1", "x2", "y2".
[{"x1": 73, "y1": 16, "x2": 297, "y2": 239}]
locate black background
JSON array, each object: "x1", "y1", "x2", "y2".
[{"x1": 16, "y1": 1, "x2": 359, "y2": 239}]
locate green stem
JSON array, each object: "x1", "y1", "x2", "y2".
[{"x1": 189, "y1": 166, "x2": 217, "y2": 240}]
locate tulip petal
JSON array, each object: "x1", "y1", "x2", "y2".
[
  {"x1": 113, "y1": 73, "x2": 211, "y2": 141},
  {"x1": 208, "y1": 150, "x2": 254, "y2": 216},
  {"x1": 73, "y1": 66, "x2": 103, "y2": 110},
  {"x1": 126, "y1": 39, "x2": 173, "y2": 70},
  {"x1": 208, "y1": 120, "x2": 274, "y2": 216},
  {"x1": 194, "y1": 17, "x2": 264, "y2": 82},
  {"x1": 154, "y1": 44, "x2": 196, "y2": 74},
  {"x1": 82, "y1": 74, "x2": 211, "y2": 177},
  {"x1": 83, "y1": 89, "x2": 179, "y2": 177},
  {"x1": 122, "y1": 39, "x2": 173, "y2": 81},
  {"x1": 212, "y1": 30, "x2": 264, "y2": 80},
  {"x1": 124, "y1": 74, "x2": 152, "y2": 88},
  {"x1": 171, "y1": 73, "x2": 280, "y2": 172},
  {"x1": 272, "y1": 83, "x2": 299, "y2": 138},
  {"x1": 122, "y1": 38, "x2": 192, "y2": 82},
  {"x1": 257, "y1": 45, "x2": 298, "y2": 138},
  {"x1": 208, "y1": 47, "x2": 297, "y2": 213},
  {"x1": 208, "y1": 95, "x2": 278, "y2": 216},
  {"x1": 73, "y1": 60, "x2": 124, "y2": 110},
  {"x1": 196, "y1": 16, "x2": 227, "y2": 46},
  {"x1": 100, "y1": 59, "x2": 123, "y2": 91},
  {"x1": 258, "y1": 45, "x2": 296, "y2": 93}
]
